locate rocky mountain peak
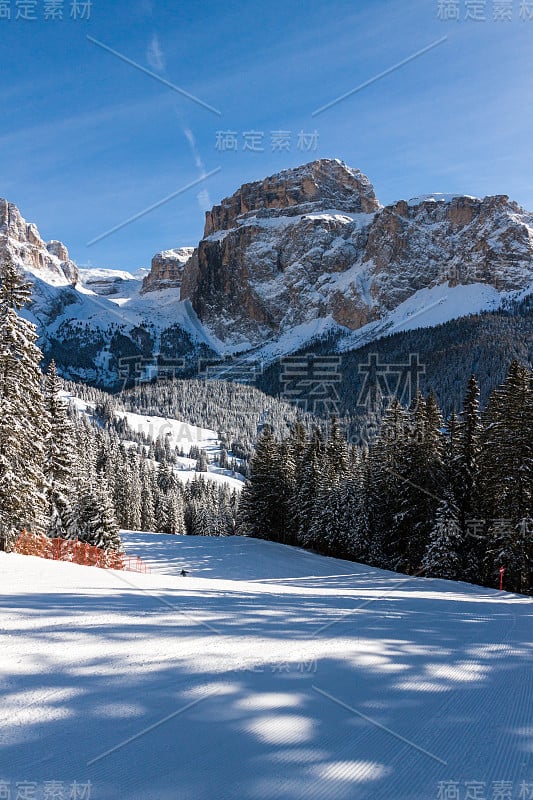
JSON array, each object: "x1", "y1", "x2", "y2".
[
  {"x1": 203, "y1": 159, "x2": 380, "y2": 236},
  {"x1": 179, "y1": 162, "x2": 533, "y2": 346},
  {"x1": 141, "y1": 247, "x2": 195, "y2": 293},
  {"x1": 0, "y1": 199, "x2": 79, "y2": 285}
]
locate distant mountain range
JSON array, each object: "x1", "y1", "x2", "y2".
[{"x1": 1, "y1": 159, "x2": 532, "y2": 408}]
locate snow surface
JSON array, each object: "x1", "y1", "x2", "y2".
[
  {"x1": 1, "y1": 534, "x2": 532, "y2": 800},
  {"x1": 334, "y1": 281, "x2": 529, "y2": 353},
  {"x1": 63, "y1": 394, "x2": 245, "y2": 492},
  {"x1": 114, "y1": 411, "x2": 244, "y2": 490},
  {"x1": 114, "y1": 411, "x2": 217, "y2": 456},
  {"x1": 218, "y1": 281, "x2": 532, "y2": 367},
  {"x1": 407, "y1": 193, "x2": 480, "y2": 207}
]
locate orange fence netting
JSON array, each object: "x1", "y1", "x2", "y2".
[{"x1": 13, "y1": 530, "x2": 150, "y2": 573}]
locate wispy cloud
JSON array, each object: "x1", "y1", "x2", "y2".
[
  {"x1": 143, "y1": 33, "x2": 216, "y2": 214},
  {"x1": 147, "y1": 33, "x2": 165, "y2": 73},
  {"x1": 183, "y1": 126, "x2": 213, "y2": 212},
  {"x1": 87, "y1": 35, "x2": 221, "y2": 116}
]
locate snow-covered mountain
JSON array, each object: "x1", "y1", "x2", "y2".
[
  {"x1": 0, "y1": 199, "x2": 218, "y2": 386},
  {"x1": 181, "y1": 159, "x2": 533, "y2": 347},
  {"x1": 2, "y1": 159, "x2": 532, "y2": 389}
]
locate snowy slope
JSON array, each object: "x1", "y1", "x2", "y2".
[
  {"x1": 65, "y1": 394, "x2": 245, "y2": 491},
  {"x1": 215, "y1": 280, "x2": 533, "y2": 366},
  {"x1": 114, "y1": 411, "x2": 244, "y2": 490},
  {"x1": 333, "y1": 280, "x2": 518, "y2": 353},
  {"x1": 1, "y1": 535, "x2": 532, "y2": 800}
]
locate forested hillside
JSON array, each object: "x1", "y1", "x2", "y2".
[{"x1": 241, "y1": 366, "x2": 533, "y2": 594}]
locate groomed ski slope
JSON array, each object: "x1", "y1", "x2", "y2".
[{"x1": 1, "y1": 533, "x2": 532, "y2": 800}]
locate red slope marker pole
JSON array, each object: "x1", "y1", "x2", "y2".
[{"x1": 499, "y1": 566, "x2": 505, "y2": 591}]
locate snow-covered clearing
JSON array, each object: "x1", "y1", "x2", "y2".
[
  {"x1": 64, "y1": 396, "x2": 245, "y2": 492},
  {"x1": 1, "y1": 533, "x2": 532, "y2": 800}
]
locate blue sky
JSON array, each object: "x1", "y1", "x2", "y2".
[{"x1": 1, "y1": 0, "x2": 532, "y2": 271}]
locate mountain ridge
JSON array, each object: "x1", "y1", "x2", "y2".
[{"x1": 1, "y1": 158, "x2": 532, "y2": 395}]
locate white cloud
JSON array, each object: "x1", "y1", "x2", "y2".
[
  {"x1": 147, "y1": 34, "x2": 165, "y2": 73},
  {"x1": 196, "y1": 189, "x2": 212, "y2": 213},
  {"x1": 183, "y1": 127, "x2": 212, "y2": 211}
]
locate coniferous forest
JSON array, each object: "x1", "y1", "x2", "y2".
[
  {"x1": 0, "y1": 261, "x2": 239, "y2": 552},
  {"x1": 1, "y1": 258, "x2": 532, "y2": 594},
  {"x1": 238, "y1": 368, "x2": 533, "y2": 594}
]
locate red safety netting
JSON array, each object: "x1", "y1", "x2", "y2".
[{"x1": 13, "y1": 530, "x2": 150, "y2": 573}]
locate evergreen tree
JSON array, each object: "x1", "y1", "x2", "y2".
[
  {"x1": 76, "y1": 481, "x2": 122, "y2": 551},
  {"x1": 295, "y1": 428, "x2": 325, "y2": 547},
  {"x1": 140, "y1": 460, "x2": 156, "y2": 532},
  {"x1": 0, "y1": 260, "x2": 48, "y2": 539},
  {"x1": 366, "y1": 399, "x2": 410, "y2": 568},
  {"x1": 238, "y1": 425, "x2": 286, "y2": 540},
  {"x1": 325, "y1": 415, "x2": 349, "y2": 490},
  {"x1": 44, "y1": 360, "x2": 76, "y2": 538},
  {"x1": 422, "y1": 496, "x2": 463, "y2": 580},
  {"x1": 195, "y1": 450, "x2": 209, "y2": 473},
  {"x1": 310, "y1": 476, "x2": 365, "y2": 560},
  {"x1": 393, "y1": 393, "x2": 443, "y2": 573},
  {"x1": 485, "y1": 516, "x2": 532, "y2": 594}
]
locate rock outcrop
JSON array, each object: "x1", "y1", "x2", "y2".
[
  {"x1": 3, "y1": 161, "x2": 533, "y2": 390},
  {"x1": 180, "y1": 162, "x2": 533, "y2": 345},
  {"x1": 0, "y1": 199, "x2": 78, "y2": 285},
  {"x1": 203, "y1": 158, "x2": 379, "y2": 236},
  {"x1": 141, "y1": 247, "x2": 195, "y2": 293}
]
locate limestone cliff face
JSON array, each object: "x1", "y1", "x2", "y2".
[
  {"x1": 365, "y1": 194, "x2": 533, "y2": 310},
  {"x1": 141, "y1": 247, "x2": 194, "y2": 293},
  {"x1": 0, "y1": 199, "x2": 78, "y2": 285},
  {"x1": 180, "y1": 164, "x2": 533, "y2": 346},
  {"x1": 203, "y1": 158, "x2": 379, "y2": 236}
]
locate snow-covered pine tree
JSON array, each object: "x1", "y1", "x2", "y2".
[
  {"x1": 124, "y1": 449, "x2": 142, "y2": 531},
  {"x1": 325, "y1": 415, "x2": 349, "y2": 490},
  {"x1": 76, "y1": 480, "x2": 122, "y2": 551},
  {"x1": 44, "y1": 360, "x2": 76, "y2": 539},
  {"x1": 284, "y1": 421, "x2": 308, "y2": 544},
  {"x1": 157, "y1": 459, "x2": 176, "y2": 493},
  {"x1": 295, "y1": 427, "x2": 325, "y2": 548},
  {"x1": 479, "y1": 362, "x2": 533, "y2": 587},
  {"x1": 308, "y1": 475, "x2": 364, "y2": 560},
  {"x1": 442, "y1": 410, "x2": 461, "y2": 503},
  {"x1": 195, "y1": 450, "x2": 209, "y2": 473},
  {"x1": 140, "y1": 459, "x2": 156, "y2": 532},
  {"x1": 366, "y1": 399, "x2": 409, "y2": 568},
  {"x1": 237, "y1": 425, "x2": 286, "y2": 541},
  {"x1": 166, "y1": 491, "x2": 186, "y2": 535},
  {"x1": 422, "y1": 495, "x2": 463, "y2": 580},
  {"x1": 0, "y1": 259, "x2": 48, "y2": 542},
  {"x1": 455, "y1": 377, "x2": 484, "y2": 580},
  {"x1": 393, "y1": 392, "x2": 443, "y2": 574}
]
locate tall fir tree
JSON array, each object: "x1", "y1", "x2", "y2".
[
  {"x1": 422, "y1": 495, "x2": 463, "y2": 580},
  {"x1": 0, "y1": 259, "x2": 48, "y2": 540},
  {"x1": 76, "y1": 480, "x2": 122, "y2": 551},
  {"x1": 238, "y1": 425, "x2": 287, "y2": 541},
  {"x1": 44, "y1": 360, "x2": 76, "y2": 538}
]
